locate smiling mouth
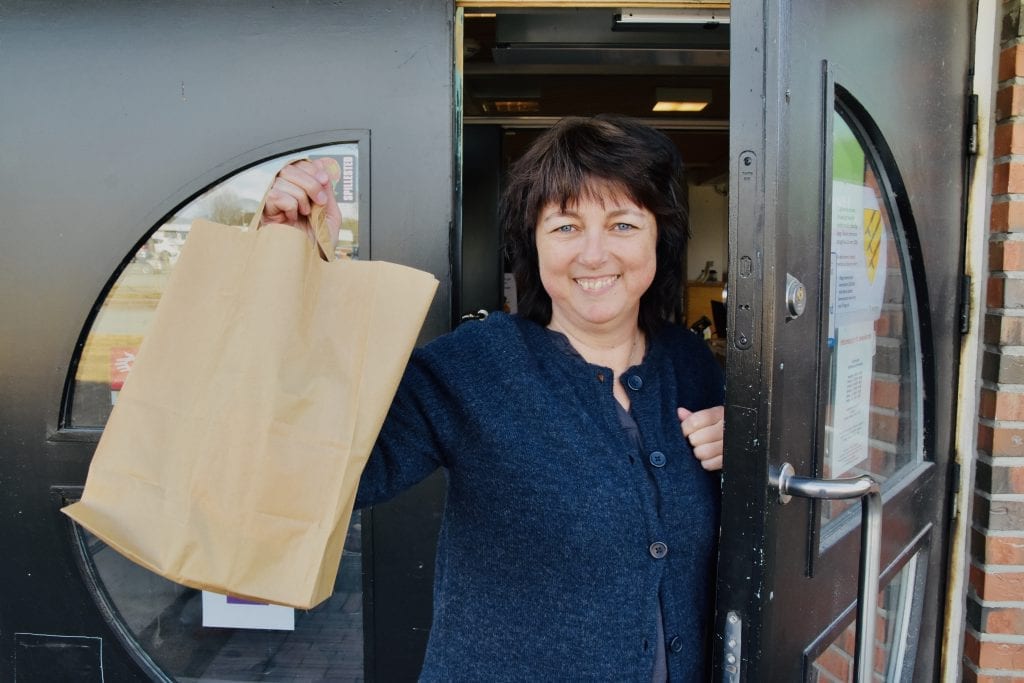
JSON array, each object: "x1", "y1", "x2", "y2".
[{"x1": 574, "y1": 275, "x2": 620, "y2": 292}]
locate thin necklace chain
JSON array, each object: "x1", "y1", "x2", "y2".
[{"x1": 554, "y1": 324, "x2": 645, "y2": 375}]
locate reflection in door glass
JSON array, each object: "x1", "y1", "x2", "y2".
[
  {"x1": 79, "y1": 520, "x2": 364, "y2": 682},
  {"x1": 68, "y1": 145, "x2": 361, "y2": 428},
  {"x1": 810, "y1": 554, "x2": 920, "y2": 682},
  {"x1": 820, "y1": 110, "x2": 923, "y2": 539}
]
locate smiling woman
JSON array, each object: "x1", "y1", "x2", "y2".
[{"x1": 259, "y1": 114, "x2": 725, "y2": 680}]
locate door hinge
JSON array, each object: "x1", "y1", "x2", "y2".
[
  {"x1": 967, "y1": 93, "x2": 979, "y2": 156},
  {"x1": 960, "y1": 274, "x2": 972, "y2": 335}
]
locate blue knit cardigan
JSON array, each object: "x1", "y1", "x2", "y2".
[{"x1": 355, "y1": 313, "x2": 725, "y2": 681}]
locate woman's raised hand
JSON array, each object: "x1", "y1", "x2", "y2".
[
  {"x1": 261, "y1": 158, "x2": 343, "y2": 248},
  {"x1": 678, "y1": 405, "x2": 725, "y2": 471}
]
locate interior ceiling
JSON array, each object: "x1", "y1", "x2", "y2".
[{"x1": 463, "y1": 8, "x2": 730, "y2": 184}]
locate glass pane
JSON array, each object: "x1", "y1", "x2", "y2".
[
  {"x1": 67, "y1": 145, "x2": 366, "y2": 681},
  {"x1": 810, "y1": 554, "x2": 920, "y2": 682},
  {"x1": 81, "y1": 517, "x2": 365, "y2": 682},
  {"x1": 820, "y1": 110, "x2": 923, "y2": 536},
  {"x1": 69, "y1": 144, "x2": 362, "y2": 428}
]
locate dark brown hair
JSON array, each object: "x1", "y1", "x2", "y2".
[{"x1": 500, "y1": 114, "x2": 688, "y2": 333}]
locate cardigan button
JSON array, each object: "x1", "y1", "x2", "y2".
[
  {"x1": 627, "y1": 375, "x2": 643, "y2": 391},
  {"x1": 649, "y1": 451, "x2": 666, "y2": 467},
  {"x1": 669, "y1": 636, "x2": 683, "y2": 653},
  {"x1": 649, "y1": 541, "x2": 668, "y2": 559}
]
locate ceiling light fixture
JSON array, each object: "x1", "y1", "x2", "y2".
[
  {"x1": 653, "y1": 88, "x2": 712, "y2": 113},
  {"x1": 616, "y1": 8, "x2": 729, "y2": 27}
]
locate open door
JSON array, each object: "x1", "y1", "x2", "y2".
[
  {"x1": 715, "y1": 0, "x2": 974, "y2": 680},
  {"x1": 0, "y1": 2, "x2": 451, "y2": 681}
]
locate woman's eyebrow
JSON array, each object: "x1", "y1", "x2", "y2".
[
  {"x1": 607, "y1": 207, "x2": 647, "y2": 219},
  {"x1": 540, "y1": 208, "x2": 581, "y2": 222}
]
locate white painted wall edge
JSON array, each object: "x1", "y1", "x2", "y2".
[{"x1": 941, "y1": 0, "x2": 999, "y2": 678}]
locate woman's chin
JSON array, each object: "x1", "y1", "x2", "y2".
[{"x1": 557, "y1": 306, "x2": 639, "y2": 333}]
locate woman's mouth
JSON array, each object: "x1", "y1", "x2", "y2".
[{"x1": 574, "y1": 275, "x2": 620, "y2": 292}]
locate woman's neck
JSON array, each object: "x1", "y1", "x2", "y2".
[{"x1": 548, "y1": 320, "x2": 645, "y2": 379}]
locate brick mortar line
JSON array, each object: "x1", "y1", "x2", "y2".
[
  {"x1": 990, "y1": 193, "x2": 1024, "y2": 202},
  {"x1": 976, "y1": 452, "x2": 1024, "y2": 466},
  {"x1": 967, "y1": 595, "x2": 1024, "y2": 609},
  {"x1": 972, "y1": 521, "x2": 1024, "y2": 537},
  {"x1": 989, "y1": 232, "x2": 1024, "y2": 242},
  {"x1": 867, "y1": 404, "x2": 899, "y2": 418},
  {"x1": 965, "y1": 625, "x2": 1024, "y2": 644},
  {"x1": 867, "y1": 438, "x2": 897, "y2": 455},
  {"x1": 964, "y1": 660, "x2": 1024, "y2": 677},
  {"x1": 980, "y1": 378, "x2": 1024, "y2": 390},
  {"x1": 977, "y1": 416, "x2": 1024, "y2": 427},
  {"x1": 973, "y1": 488, "x2": 1024, "y2": 502},
  {"x1": 983, "y1": 309, "x2": 1024, "y2": 317},
  {"x1": 984, "y1": 272, "x2": 1024, "y2": 279},
  {"x1": 981, "y1": 343, "x2": 1024, "y2": 355},
  {"x1": 994, "y1": 154, "x2": 1024, "y2": 165},
  {"x1": 971, "y1": 557, "x2": 1024, "y2": 572},
  {"x1": 997, "y1": 76, "x2": 1024, "y2": 89}
]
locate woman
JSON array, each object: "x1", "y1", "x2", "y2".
[{"x1": 264, "y1": 115, "x2": 725, "y2": 681}]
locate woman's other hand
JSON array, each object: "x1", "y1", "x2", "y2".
[
  {"x1": 678, "y1": 405, "x2": 724, "y2": 471},
  {"x1": 262, "y1": 158, "x2": 342, "y2": 247}
]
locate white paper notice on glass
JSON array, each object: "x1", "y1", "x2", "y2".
[
  {"x1": 201, "y1": 591, "x2": 295, "y2": 631},
  {"x1": 503, "y1": 272, "x2": 518, "y2": 314},
  {"x1": 828, "y1": 321, "x2": 877, "y2": 478},
  {"x1": 829, "y1": 181, "x2": 887, "y2": 341}
]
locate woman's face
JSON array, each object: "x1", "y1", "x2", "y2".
[{"x1": 535, "y1": 184, "x2": 657, "y2": 337}]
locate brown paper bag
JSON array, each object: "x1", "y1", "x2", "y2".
[{"x1": 63, "y1": 180, "x2": 437, "y2": 609}]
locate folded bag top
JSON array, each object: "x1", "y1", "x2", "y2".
[{"x1": 63, "y1": 159, "x2": 437, "y2": 608}]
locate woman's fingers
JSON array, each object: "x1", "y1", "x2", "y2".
[
  {"x1": 678, "y1": 405, "x2": 725, "y2": 471},
  {"x1": 697, "y1": 454, "x2": 723, "y2": 471},
  {"x1": 262, "y1": 159, "x2": 335, "y2": 230},
  {"x1": 265, "y1": 178, "x2": 312, "y2": 225}
]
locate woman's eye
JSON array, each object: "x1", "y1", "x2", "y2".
[
  {"x1": 613, "y1": 223, "x2": 637, "y2": 232},
  {"x1": 555, "y1": 224, "x2": 575, "y2": 233}
]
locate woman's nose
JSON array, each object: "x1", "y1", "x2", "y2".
[{"x1": 577, "y1": 228, "x2": 608, "y2": 267}]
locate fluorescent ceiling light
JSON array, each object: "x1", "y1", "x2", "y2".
[
  {"x1": 616, "y1": 9, "x2": 730, "y2": 25},
  {"x1": 653, "y1": 88, "x2": 712, "y2": 113},
  {"x1": 653, "y1": 101, "x2": 709, "y2": 112}
]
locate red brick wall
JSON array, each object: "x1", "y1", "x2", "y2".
[{"x1": 966, "y1": 1, "x2": 1024, "y2": 680}]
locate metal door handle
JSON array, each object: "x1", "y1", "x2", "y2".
[{"x1": 770, "y1": 463, "x2": 882, "y2": 683}]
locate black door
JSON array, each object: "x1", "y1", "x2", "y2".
[
  {"x1": 715, "y1": 0, "x2": 973, "y2": 680},
  {"x1": 0, "y1": 2, "x2": 452, "y2": 681}
]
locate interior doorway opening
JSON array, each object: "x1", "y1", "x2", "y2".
[{"x1": 456, "y1": 5, "x2": 730, "y2": 346}]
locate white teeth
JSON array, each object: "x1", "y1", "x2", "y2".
[{"x1": 575, "y1": 275, "x2": 619, "y2": 291}]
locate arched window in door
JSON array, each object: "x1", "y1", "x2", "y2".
[
  {"x1": 65, "y1": 143, "x2": 369, "y2": 683},
  {"x1": 809, "y1": 91, "x2": 932, "y2": 682},
  {"x1": 819, "y1": 99, "x2": 927, "y2": 541}
]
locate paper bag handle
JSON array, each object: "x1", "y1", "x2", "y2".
[{"x1": 249, "y1": 159, "x2": 336, "y2": 262}]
